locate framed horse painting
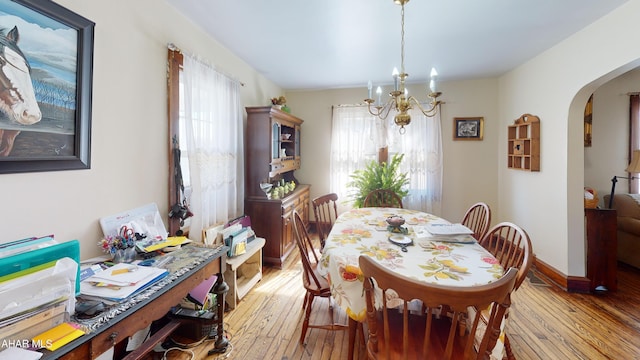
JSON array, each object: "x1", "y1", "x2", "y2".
[{"x1": 0, "y1": 0, "x2": 94, "y2": 173}]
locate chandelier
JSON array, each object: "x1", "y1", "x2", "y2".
[{"x1": 364, "y1": 0, "x2": 443, "y2": 134}]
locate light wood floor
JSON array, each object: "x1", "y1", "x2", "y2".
[{"x1": 160, "y1": 237, "x2": 640, "y2": 360}]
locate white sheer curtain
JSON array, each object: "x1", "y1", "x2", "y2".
[
  {"x1": 330, "y1": 104, "x2": 442, "y2": 214},
  {"x1": 329, "y1": 105, "x2": 380, "y2": 202},
  {"x1": 181, "y1": 54, "x2": 243, "y2": 242},
  {"x1": 388, "y1": 108, "x2": 443, "y2": 214}
]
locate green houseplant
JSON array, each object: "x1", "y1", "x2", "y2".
[{"x1": 346, "y1": 153, "x2": 410, "y2": 208}]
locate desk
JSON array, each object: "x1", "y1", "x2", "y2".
[
  {"x1": 42, "y1": 245, "x2": 226, "y2": 360},
  {"x1": 317, "y1": 208, "x2": 504, "y2": 358}
]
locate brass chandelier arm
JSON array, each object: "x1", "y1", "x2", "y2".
[
  {"x1": 365, "y1": 97, "x2": 396, "y2": 119},
  {"x1": 408, "y1": 94, "x2": 443, "y2": 117}
]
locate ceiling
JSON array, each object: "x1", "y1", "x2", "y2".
[{"x1": 165, "y1": 0, "x2": 628, "y2": 91}]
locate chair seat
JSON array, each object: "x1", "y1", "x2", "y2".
[
  {"x1": 303, "y1": 263, "x2": 331, "y2": 295},
  {"x1": 367, "y1": 310, "x2": 473, "y2": 360}
]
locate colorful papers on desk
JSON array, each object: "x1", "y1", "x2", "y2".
[
  {"x1": 142, "y1": 236, "x2": 191, "y2": 252},
  {"x1": 80, "y1": 263, "x2": 168, "y2": 302}
]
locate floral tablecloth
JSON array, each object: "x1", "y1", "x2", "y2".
[{"x1": 317, "y1": 207, "x2": 504, "y2": 322}]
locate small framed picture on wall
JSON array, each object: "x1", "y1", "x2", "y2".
[{"x1": 453, "y1": 117, "x2": 484, "y2": 141}]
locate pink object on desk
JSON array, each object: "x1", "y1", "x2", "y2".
[{"x1": 187, "y1": 275, "x2": 217, "y2": 306}]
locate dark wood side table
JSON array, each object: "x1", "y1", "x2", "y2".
[
  {"x1": 42, "y1": 245, "x2": 227, "y2": 360},
  {"x1": 585, "y1": 208, "x2": 617, "y2": 292}
]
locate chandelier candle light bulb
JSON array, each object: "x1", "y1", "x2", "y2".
[
  {"x1": 392, "y1": 67, "x2": 399, "y2": 91},
  {"x1": 429, "y1": 67, "x2": 438, "y2": 93}
]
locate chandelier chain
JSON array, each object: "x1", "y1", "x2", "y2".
[{"x1": 400, "y1": 3, "x2": 405, "y2": 76}]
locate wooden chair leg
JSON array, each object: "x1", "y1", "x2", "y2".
[
  {"x1": 348, "y1": 318, "x2": 358, "y2": 360},
  {"x1": 504, "y1": 334, "x2": 515, "y2": 360},
  {"x1": 302, "y1": 291, "x2": 309, "y2": 310},
  {"x1": 300, "y1": 293, "x2": 315, "y2": 344}
]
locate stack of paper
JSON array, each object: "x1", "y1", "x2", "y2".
[
  {"x1": 0, "y1": 258, "x2": 76, "y2": 320},
  {"x1": 414, "y1": 223, "x2": 476, "y2": 243},
  {"x1": 0, "y1": 301, "x2": 68, "y2": 346},
  {"x1": 425, "y1": 223, "x2": 474, "y2": 235},
  {"x1": 80, "y1": 263, "x2": 168, "y2": 302}
]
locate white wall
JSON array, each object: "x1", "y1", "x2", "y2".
[
  {"x1": 286, "y1": 77, "x2": 499, "y2": 223},
  {"x1": 498, "y1": 0, "x2": 640, "y2": 276},
  {"x1": 0, "y1": 0, "x2": 281, "y2": 260}
]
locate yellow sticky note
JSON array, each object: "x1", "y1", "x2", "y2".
[
  {"x1": 111, "y1": 268, "x2": 129, "y2": 275},
  {"x1": 144, "y1": 236, "x2": 188, "y2": 252}
]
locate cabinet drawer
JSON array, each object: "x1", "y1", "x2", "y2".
[{"x1": 282, "y1": 201, "x2": 296, "y2": 215}]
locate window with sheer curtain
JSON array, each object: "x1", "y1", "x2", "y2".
[
  {"x1": 330, "y1": 105, "x2": 442, "y2": 214},
  {"x1": 170, "y1": 50, "x2": 244, "y2": 241}
]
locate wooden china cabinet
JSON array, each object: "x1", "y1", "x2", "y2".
[{"x1": 244, "y1": 106, "x2": 310, "y2": 268}]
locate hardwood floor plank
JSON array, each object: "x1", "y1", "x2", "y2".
[{"x1": 159, "y1": 236, "x2": 640, "y2": 360}]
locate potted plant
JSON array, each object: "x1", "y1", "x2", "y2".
[{"x1": 346, "y1": 153, "x2": 409, "y2": 208}]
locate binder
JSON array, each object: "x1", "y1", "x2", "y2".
[
  {"x1": 0, "y1": 240, "x2": 80, "y2": 294},
  {"x1": 225, "y1": 228, "x2": 248, "y2": 257}
]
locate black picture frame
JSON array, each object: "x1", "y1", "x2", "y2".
[
  {"x1": 0, "y1": 0, "x2": 94, "y2": 174},
  {"x1": 453, "y1": 117, "x2": 484, "y2": 141}
]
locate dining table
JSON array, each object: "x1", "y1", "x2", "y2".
[{"x1": 317, "y1": 207, "x2": 506, "y2": 359}]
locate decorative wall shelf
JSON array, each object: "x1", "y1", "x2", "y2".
[{"x1": 507, "y1": 113, "x2": 540, "y2": 171}]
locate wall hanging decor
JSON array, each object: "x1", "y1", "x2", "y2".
[
  {"x1": 0, "y1": 0, "x2": 94, "y2": 174},
  {"x1": 507, "y1": 113, "x2": 540, "y2": 171},
  {"x1": 584, "y1": 94, "x2": 593, "y2": 147},
  {"x1": 453, "y1": 117, "x2": 484, "y2": 140}
]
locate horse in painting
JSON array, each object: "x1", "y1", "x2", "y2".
[{"x1": 0, "y1": 26, "x2": 42, "y2": 156}]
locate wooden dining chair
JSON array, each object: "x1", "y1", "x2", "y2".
[
  {"x1": 362, "y1": 189, "x2": 403, "y2": 208},
  {"x1": 311, "y1": 193, "x2": 339, "y2": 249},
  {"x1": 359, "y1": 255, "x2": 518, "y2": 360},
  {"x1": 477, "y1": 221, "x2": 533, "y2": 360},
  {"x1": 461, "y1": 202, "x2": 491, "y2": 241},
  {"x1": 292, "y1": 210, "x2": 348, "y2": 344}
]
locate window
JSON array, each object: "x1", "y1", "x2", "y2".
[
  {"x1": 167, "y1": 48, "x2": 243, "y2": 239},
  {"x1": 330, "y1": 105, "x2": 442, "y2": 213}
]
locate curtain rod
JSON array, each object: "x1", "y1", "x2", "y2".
[
  {"x1": 167, "y1": 43, "x2": 245, "y2": 87},
  {"x1": 628, "y1": 92, "x2": 640, "y2": 96},
  {"x1": 335, "y1": 103, "x2": 368, "y2": 108}
]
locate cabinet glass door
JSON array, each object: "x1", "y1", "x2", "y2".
[
  {"x1": 295, "y1": 126, "x2": 301, "y2": 158},
  {"x1": 272, "y1": 122, "x2": 280, "y2": 159}
]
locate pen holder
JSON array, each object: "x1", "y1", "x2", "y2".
[{"x1": 113, "y1": 247, "x2": 136, "y2": 263}]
